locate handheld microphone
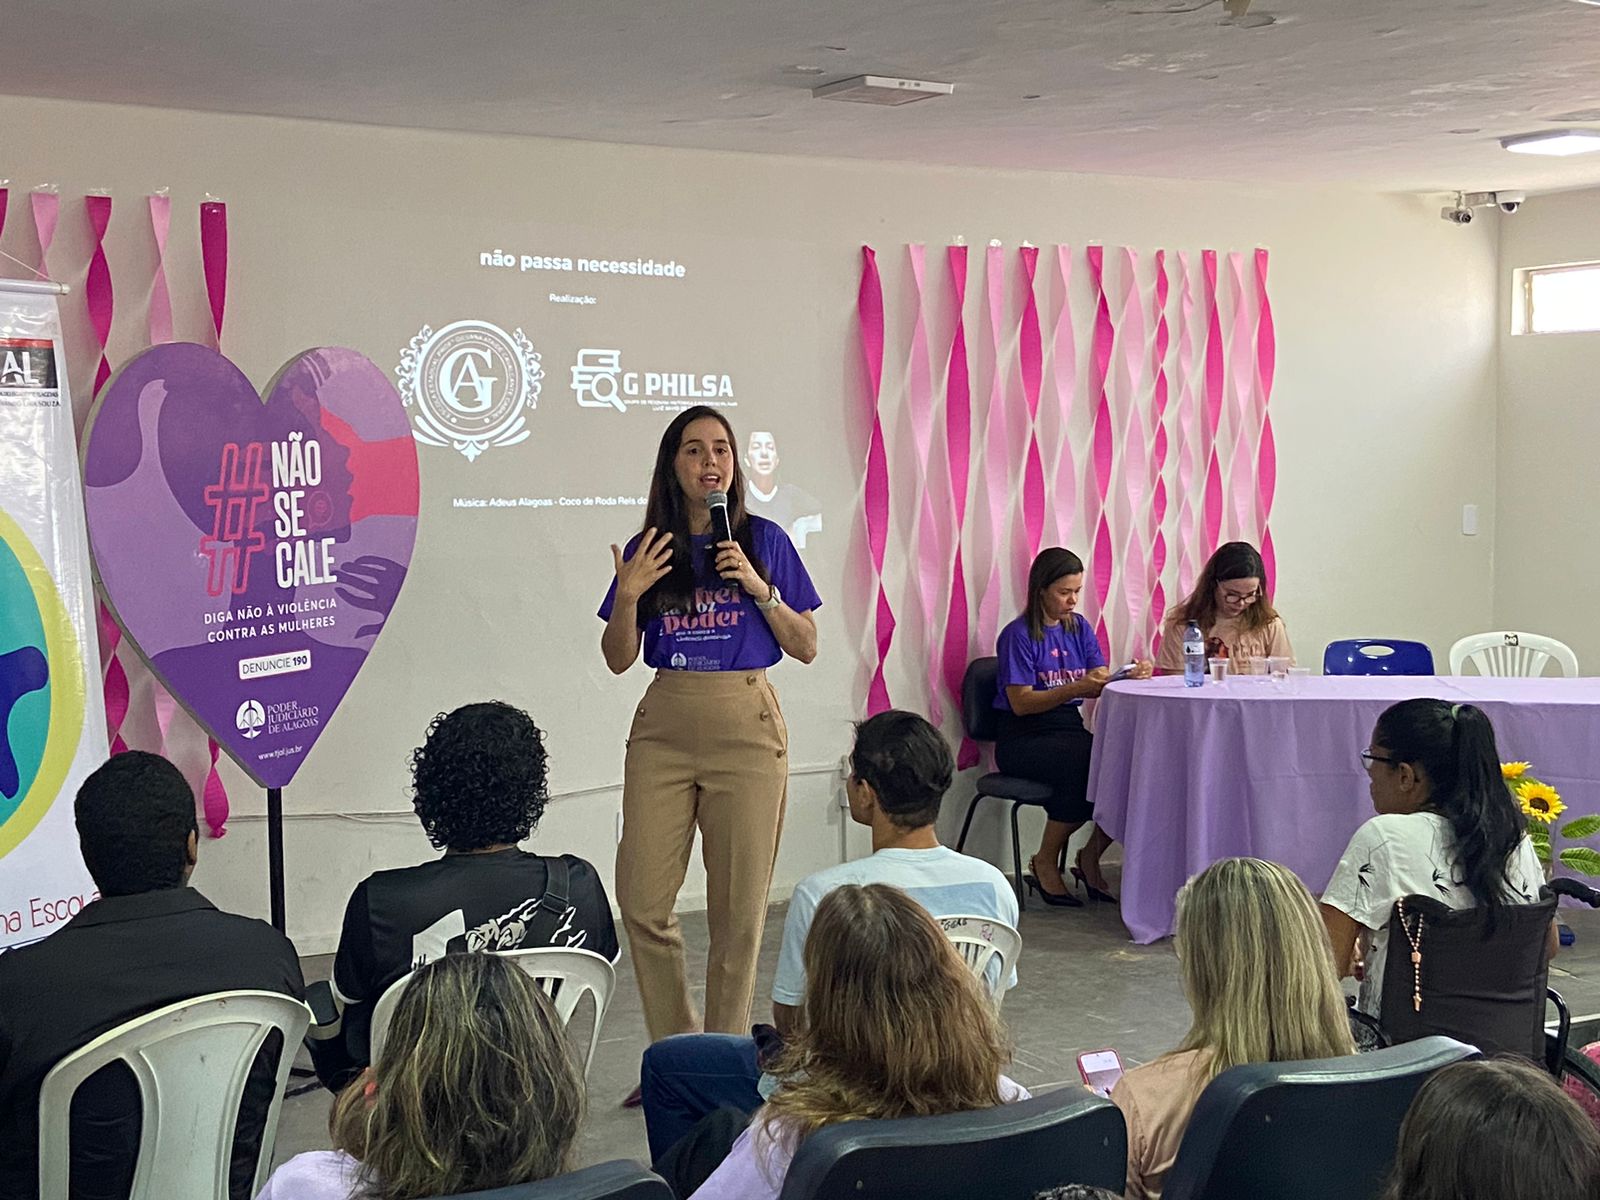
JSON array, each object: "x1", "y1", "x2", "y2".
[{"x1": 706, "y1": 490, "x2": 734, "y2": 547}]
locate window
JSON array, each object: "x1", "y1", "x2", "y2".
[{"x1": 1515, "y1": 262, "x2": 1600, "y2": 334}]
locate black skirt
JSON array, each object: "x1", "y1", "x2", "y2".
[{"x1": 994, "y1": 704, "x2": 1095, "y2": 824}]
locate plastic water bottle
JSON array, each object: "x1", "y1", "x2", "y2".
[{"x1": 1183, "y1": 621, "x2": 1205, "y2": 688}]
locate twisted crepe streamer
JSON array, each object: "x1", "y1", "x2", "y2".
[
  {"x1": 200, "y1": 199, "x2": 232, "y2": 829},
  {"x1": 1254, "y1": 249, "x2": 1279, "y2": 594},
  {"x1": 200, "y1": 200, "x2": 228, "y2": 346},
  {"x1": 97, "y1": 606, "x2": 130, "y2": 756},
  {"x1": 30, "y1": 191, "x2": 59, "y2": 280},
  {"x1": 1017, "y1": 246, "x2": 1046, "y2": 578},
  {"x1": 0, "y1": 187, "x2": 8, "y2": 244},
  {"x1": 1226, "y1": 252, "x2": 1259, "y2": 545},
  {"x1": 940, "y1": 246, "x2": 977, "y2": 767},
  {"x1": 858, "y1": 247, "x2": 894, "y2": 715},
  {"x1": 84, "y1": 195, "x2": 115, "y2": 397},
  {"x1": 975, "y1": 245, "x2": 1009, "y2": 655},
  {"x1": 1174, "y1": 253, "x2": 1202, "y2": 597},
  {"x1": 1148, "y1": 250, "x2": 1172, "y2": 657},
  {"x1": 1201, "y1": 250, "x2": 1225, "y2": 557},
  {"x1": 1114, "y1": 248, "x2": 1149, "y2": 662},
  {"x1": 1049, "y1": 247, "x2": 1078, "y2": 549},
  {"x1": 1085, "y1": 246, "x2": 1115, "y2": 657},
  {"x1": 148, "y1": 195, "x2": 174, "y2": 345},
  {"x1": 905, "y1": 246, "x2": 947, "y2": 724}
]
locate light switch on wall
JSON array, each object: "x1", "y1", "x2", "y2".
[{"x1": 1462, "y1": 504, "x2": 1479, "y2": 536}]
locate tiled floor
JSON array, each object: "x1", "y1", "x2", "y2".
[{"x1": 272, "y1": 888, "x2": 1600, "y2": 1172}]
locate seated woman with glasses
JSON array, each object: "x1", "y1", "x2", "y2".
[
  {"x1": 1320, "y1": 698, "x2": 1550, "y2": 1019},
  {"x1": 1154, "y1": 542, "x2": 1290, "y2": 674}
]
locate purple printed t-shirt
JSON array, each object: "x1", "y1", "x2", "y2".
[
  {"x1": 599, "y1": 515, "x2": 821, "y2": 671},
  {"x1": 993, "y1": 613, "x2": 1106, "y2": 712}
]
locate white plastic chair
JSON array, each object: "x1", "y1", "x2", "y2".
[
  {"x1": 1449, "y1": 632, "x2": 1579, "y2": 678},
  {"x1": 38, "y1": 990, "x2": 310, "y2": 1200},
  {"x1": 369, "y1": 947, "x2": 617, "y2": 1076},
  {"x1": 938, "y1": 914, "x2": 1022, "y2": 1010}
]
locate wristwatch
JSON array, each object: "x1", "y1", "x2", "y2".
[{"x1": 757, "y1": 584, "x2": 783, "y2": 611}]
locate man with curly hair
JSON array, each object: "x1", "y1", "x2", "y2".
[{"x1": 308, "y1": 701, "x2": 618, "y2": 1090}]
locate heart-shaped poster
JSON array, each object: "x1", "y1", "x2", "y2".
[{"x1": 82, "y1": 344, "x2": 419, "y2": 789}]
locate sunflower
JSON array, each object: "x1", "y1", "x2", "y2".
[
  {"x1": 1502, "y1": 761, "x2": 1532, "y2": 780},
  {"x1": 1515, "y1": 780, "x2": 1565, "y2": 825}
]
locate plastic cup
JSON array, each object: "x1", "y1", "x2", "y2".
[
  {"x1": 1288, "y1": 666, "x2": 1312, "y2": 680},
  {"x1": 1208, "y1": 657, "x2": 1228, "y2": 684},
  {"x1": 1267, "y1": 656, "x2": 1292, "y2": 681},
  {"x1": 1247, "y1": 656, "x2": 1269, "y2": 677}
]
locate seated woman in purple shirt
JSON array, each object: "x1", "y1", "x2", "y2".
[
  {"x1": 994, "y1": 548, "x2": 1150, "y2": 905},
  {"x1": 688, "y1": 883, "x2": 1029, "y2": 1200}
]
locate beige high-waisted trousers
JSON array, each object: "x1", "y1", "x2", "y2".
[{"x1": 615, "y1": 668, "x2": 788, "y2": 1042}]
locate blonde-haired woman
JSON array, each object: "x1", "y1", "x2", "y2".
[
  {"x1": 257, "y1": 954, "x2": 584, "y2": 1200},
  {"x1": 688, "y1": 884, "x2": 1029, "y2": 1199},
  {"x1": 1112, "y1": 858, "x2": 1353, "y2": 1200}
]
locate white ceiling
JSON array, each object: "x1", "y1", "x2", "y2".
[{"x1": 6, "y1": 0, "x2": 1600, "y2": 192}]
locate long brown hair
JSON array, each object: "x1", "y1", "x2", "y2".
[
  {"x1": 762, "y1": 884, "x2": 1010, "y2": 1146},
  {"x1": 1171, "y1": 858, "x2": 1353, "y2": 1082},
  {"x1": 1380, "y1": 1059, "x2": 1600, "y2": 1200},
  {"x1": 331, "y1": 954, "x2": 583, "y2": 1200},
  {"x1": 1169, "y1": 541, "x2": 1278, "y2": 633},
  {"x1": 637, "y1": 405, "x2": 766, "y2": 619}
]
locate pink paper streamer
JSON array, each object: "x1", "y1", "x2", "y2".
[
  {"x1": 1226, "y1": 253, "x2": 1258, "y2": 544},
  {"x1": 1115, "y1": 248, "x2": 1149, "y2": 659},
  {"x1": 1050, "y1": 247, "x2": 1078, "y2": 548},
  {"x1": 906, "y1": 246, "x2": 946, "y2": 725},
  {"x1": 1149, "y1": 250, "x2": 1171, "y2": 656},
  {"x1": 200, "y1": 200, "x2": 228, "y2": 346},
  {"x1": 1174, "y1": 253, "x2": 1201, "y2": 597},
  {"x1": 976, "y1": 245, "x2": 1009, "y2": 655},
  {"x1": 858, "y1": 247, "x2": 894, "y2": 716},
  {"x1": 98, "y1": 603, "x2": 130, "y2": 756},
  {"x1": 1018, "y1": 247, "x2": 1046, "y2": 572},
  {"x1": 1086, "y1": 246, "x2": 1115, "y2": 654},
  {"x1": 941, "y1": 246, "x2": 976, "y2": 768},
  {"x1": 31, "y1": 191, "x2": 59, "y2": 280},
  {"x1": 1255, "y1": 249, "x2": 1278, "y2": 593},
  {"x1": 202, "y1": 738, "x2": 229, "y2": 838},
  {"x1": 1201, "y1": 250, "x2": 1225, "y2": 555},
  {"x1": 84, "y1": 195, "x2": 114, "y2": 396},
  {"x1": 148, "y1": 195, "x2": 174, "y2": 345},
  {"x1": 0, "y1": 188, "x2": 8, "y2": 244}
]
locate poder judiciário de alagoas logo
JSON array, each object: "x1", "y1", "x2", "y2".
[{"x1": 396, "y1": 320, "x2": 543, "y2": 462}]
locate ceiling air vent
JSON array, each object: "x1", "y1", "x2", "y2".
[{"x1": 812, "y1": 75, "x2": 954, "y2": 106}]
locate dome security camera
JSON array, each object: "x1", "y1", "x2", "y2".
[{"x1": 1495, "y1": 191, "x2": 1526, "y2": 214}]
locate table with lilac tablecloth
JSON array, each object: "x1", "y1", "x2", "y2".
[{"x1": 1088, "y1": 675, "x2": 1600, "y2": 943}]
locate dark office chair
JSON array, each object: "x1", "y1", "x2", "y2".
[{"x1": 447, "y1": 1161, "x2": 672, "y2": 1200}]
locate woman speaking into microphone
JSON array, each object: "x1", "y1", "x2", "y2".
[{"x1": 600, "y1": 406, "x2": 820, "y2": 1067}]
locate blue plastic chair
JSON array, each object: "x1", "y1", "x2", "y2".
[{"x1": 1322, "y1": 639, "x2": 1435, "y2": 676}]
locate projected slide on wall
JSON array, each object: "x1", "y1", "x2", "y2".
[{"x1": 380, "y1": 225, "x2": 827, "y2": 550}]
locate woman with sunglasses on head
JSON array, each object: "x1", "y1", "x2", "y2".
[
  {"x1": 995, "y1": 548, "x2": 1151, "y2": 906},
  {"x1": 1320, "y1": 698, "x2": 1551, "y2": 1018},
  {"x1": 1155, "y1": 542, "x2": 1290, "y2": 674}
]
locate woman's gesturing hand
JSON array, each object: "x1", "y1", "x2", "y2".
[{"x1": 612, "y1": 528, "x2": 674, "y2": 603}]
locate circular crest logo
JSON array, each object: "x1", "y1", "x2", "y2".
[
  {"x1": 396, "y1": 320, "x2": 543, "y2": 462},
  {"x1": 0, "y1": 509, "x2": 85, "y2": 860},
  {"x1": 236, "y1": 699, "x2": 265, "y2": 739}
]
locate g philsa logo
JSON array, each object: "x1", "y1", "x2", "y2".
[
  {"x1": 396, "y1": 320, "x2": 543, "y2": 462},
  {"x1": 236, "y1": 699, "x2": 266, "y2": 739}
]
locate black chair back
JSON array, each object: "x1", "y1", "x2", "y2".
[
  {"x1": 452, "y1": 1161, "x2": 672, "y2": 1200},
  {"x1": 1378, "y1": 892, "x2": 1557, "y2": 1063},
  {"x1": 961, "y1": 657, "x2": 1002, "y2": 743},
  {"x1": 1162, "y1": 1037, "x2": 1478, "y2": 1200},
  {"x1": 776, "y1": 1088, "x2": 1126, "y2": 1200}
]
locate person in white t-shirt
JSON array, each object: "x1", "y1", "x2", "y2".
[
  {"x1": 1320, "y1": 699, "x2": 1551, "y2": 1017},
  {"x1": 639, "y1": 709, "x2": 1017, "y2": 1164}
]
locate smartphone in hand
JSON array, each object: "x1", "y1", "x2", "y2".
[{"x1": 1077, "y1": 1048, "x2": 1125, "y2": 1098}]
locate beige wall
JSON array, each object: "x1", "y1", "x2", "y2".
[
  {"x1": 1496, "y1": 187, "x2": 1600, "y2": 673},
  {"x1": 0, "y1": 94, "x2": 1500, "y2": 949}
]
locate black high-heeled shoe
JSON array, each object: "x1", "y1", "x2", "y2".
[
  {"x1": 1070, "y1": 860, "x2": 1117, "y2": 904},
  {"x1": 1023, "y1": 857, "x2": 1083, "y2": 908}
]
